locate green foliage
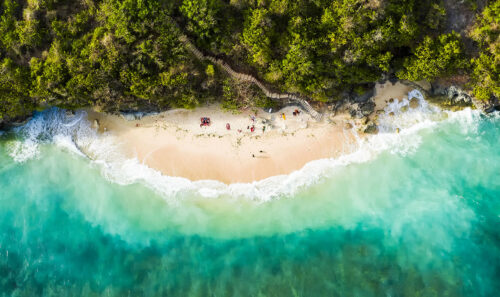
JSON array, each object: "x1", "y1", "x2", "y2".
[
  {"x1": 230, "y1": 0, "x2": 449, "y2": 101},
  {"x1": 221, "y1": 78, "x2": 242, "y2": 110},
  {"x1": 0, "y1": 58, "x2": 33, "y2": 120},
  {"x1": 241, "y1": 8, "x2": 273, "y2": 66},
  {"x1": 470, "y1": 53, "x2": 499, "y2": 101},
  {"x1": 469, "y1": 1, "x2": 499, "y2": 101},
  {"x1": 17, "y1": 17, "x2": 43, "y2": 48},
  {"x1": 0, "y1": 0, "x2": 19, "y2": 50},
  {"x1": 397, "y1": 32, "x2": 467, "y2": 81},
  {"x1": 205, "y1": 64, "x2": 215, "y2": 76},
  {"x1": 470, "y1": 1, "x2": 499, "y2": 50},
  {"x1": 254, "y1": 94, "x2": 278, "y2": 109},
  {"x1": 180, "y1": 0, "x2": 220, "y2": 40},
  {"x1": 29, "y1": 41, "x2": 70, "y2": 103},
  {"x1": 0, "y1": 0, "x2": 492, "y2": 121}
]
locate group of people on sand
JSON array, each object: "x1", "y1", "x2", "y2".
[
  {"x1": 252, "y1": 150, "x2": 265, "y2": 158},
  {"x1": 199, "y1": 112, "x2": 262, "y2": 134},
  {"x1": 224, "y1": 122, "x2": 256, "y2": 133},
  {"x1": 199, "y1": 108, "x2": 302, "y2": 132},
  {"x1": 200, "y1": 117, "x2": 211, "y2": 127},
  {"x1": 281, "y1": 109, "x2": 301, "y2": 120}
]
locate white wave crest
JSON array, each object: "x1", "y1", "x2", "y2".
[
  {"x1": 6, "y1": 91, "x2": 485, "y2": 202},
  {"x1": 6, "y1": 109, "x2": 92, "y2": 162}
]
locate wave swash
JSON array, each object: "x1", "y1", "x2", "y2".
[{"x1": 3, "y1": 90, "x2": 487, "y2": 202}]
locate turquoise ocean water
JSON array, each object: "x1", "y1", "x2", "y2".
[{"x1": 0, "y1": 92, "x2": 499, "y2": 296}]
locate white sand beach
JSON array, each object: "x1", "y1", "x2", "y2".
[{"x1": 87, "y1": 82, "x2": 411, "y2": 183}]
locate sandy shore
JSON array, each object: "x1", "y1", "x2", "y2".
[
  {"x1": 87, "y1": 82, "x2": 411, "y2": 183},
  {"x1": 88, "y1": 106, "x2": 355, "y2": 183}
]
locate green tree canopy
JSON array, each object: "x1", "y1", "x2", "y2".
[{"x1": 397, "y1": 32, "x2": 467, "y2": 81}]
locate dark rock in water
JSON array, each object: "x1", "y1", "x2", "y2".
[
  {"x1": 432, "y1": 84, "x2": 448, "y2": 97},
  {"x1": 473, "y1": 96, "x2": 500, "y2": 113},
  {"x1": 0, "y1": 113, "x2": 34, "y2": 129},
  {"x1": 430, "y1": 84, "x2": 473, "y2": 107},
  {"x1": 121, "y1": 113, "x2": 137, "y2": 121},
  {"x1": 409, "y1": 98, "x2": 419, "y2": 109},
  {"x1": 349, "y1": 105, "x2": 364, "y2": 119},
  {"x1": 120, "y1": 111, "x2": 158, "y2": 121},
  {"x1": 485, "y1": 106, "x2": 495, "y2": 113},
  {"x1": 92, "y1": 119, "x2": 100, "y2": 130},
  {"x1": 347, "y1": 99, "x2": 376, "y2": 118},
  {"x1": 484, "y1": 103, "x2": 500, "y2": 113},
  {"x1": 10, "y1": 116, "x2": 32, "y2": 127},
  {"x1": 447, "y1": 86, "x2": 473, "y2": 105},
  {"x1": 364, "y1": 123, "x2": 379, "y2": 134},
  {"x1": 360, "y1": 101, "x2": 375, "y2": 116}
]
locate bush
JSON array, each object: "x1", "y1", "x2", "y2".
[
  {"x1": 397, "y1": 32, "x2": 467, "y2": 81},
  {"x1": 469, "y1": 2, "x2": 499, "y2": 101}
]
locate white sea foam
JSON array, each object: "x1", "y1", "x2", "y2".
[
  {"x1": 6, "y1": 109, "x2": 92, "y2": 162},
  {"x1": 6, "y1": 91, "x2": 485, "y2": 202}
]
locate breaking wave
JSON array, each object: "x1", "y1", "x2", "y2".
[{"x1": 3, "y1": 90, "x2": 487, "y2": 202}]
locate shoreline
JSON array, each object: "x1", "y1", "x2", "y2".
[
  {"x1": 86, "y1": 81, "x2": 414, "y2": 184},
  {"x1": 87, "y1": 106, "x2": 356, "y2": 184}
]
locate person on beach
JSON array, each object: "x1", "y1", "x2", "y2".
[
  {"x1": 250, "y1": 125, "x2": 255, "y2": 132},
  {"x1": 282, "y1": 113, "x2": 286, "y2": 120},
  {"x1": 226, "y1": 123, "x2": 230, "y2": 130}
]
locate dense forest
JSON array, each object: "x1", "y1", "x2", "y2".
[{"x1": 0, "y1": 0, "x2": 498, "y2": 123}]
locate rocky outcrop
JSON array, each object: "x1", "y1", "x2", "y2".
[
  {"x1": 348, "y1": 101, "x2": 376, "y2": 119},
  {"x1": 431, "y1": 84, "x2": 474, "y2": 106},
  {"x1": 120, "y1": 111, "x2": 158, "y2": 121},
  {"x1": 339, "y1": 88, "x2": 377, "y2": 119},
  {"x1": 92, "y1": 119, "x2": 100, "y2": 130},
  {"x1": 409, "y1": 97, "x2": 419, "y2": 108},
  {"x1": 475, "y1": 98, "x2": 500, "y2": 113},
  {"x1": 0, "y1": 115, "x2": 32, "y2": 129},
  {"x1": 428, "y1": 83, "x2": 499, "y2": 112},
  {"x1": 364, "y1": 122, "x2": 379, "y2": 134}
]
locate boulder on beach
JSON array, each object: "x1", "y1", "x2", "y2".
[
  {"x1": 409, "y1": 98, "x2": 419, "y2": 109},
  {"x1": 364, "y1": 123, "x2": 379, "y2": 134},
  {"x1": 121, "y1": 113, "x2": 136, "y2": 121}
]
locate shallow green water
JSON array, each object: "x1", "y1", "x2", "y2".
[{"x1": 0, "y1": 107, "x2": 499, "y2": 296}]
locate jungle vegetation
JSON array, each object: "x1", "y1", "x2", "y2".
[{"x1": 0, "y1": 0, "x2": 498, "y2": 122}]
